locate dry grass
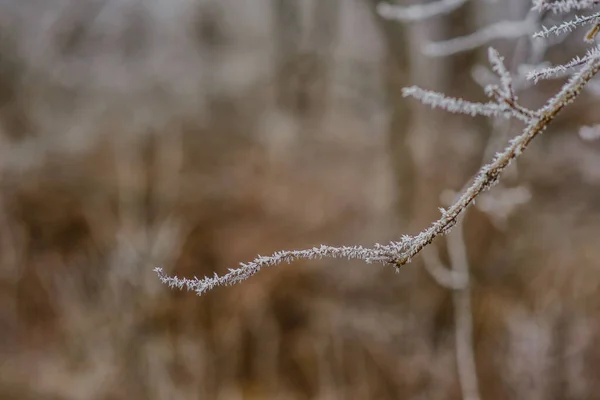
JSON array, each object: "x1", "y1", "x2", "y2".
[{"x1": 1, "y1": 1, "x2": 600, "y2": 399}]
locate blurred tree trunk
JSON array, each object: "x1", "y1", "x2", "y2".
[
  {"x1": 365, "y1": 1, "x2": 415, "y2": 225},
  {"x1": 272, "y1": 0, "x2": 339, "y2": 125}
]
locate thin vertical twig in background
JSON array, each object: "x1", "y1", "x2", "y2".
[
  {"x1": 447, "y1": 220, "x2": 480, "y2": 400},
  {"x1": 421, "y1": 218, "x2": 482, "y2": 400},
  {"x1": 422, "y1": 247, "x2": 467, "y2": 291},
  {"x1": 423, "y1": 21, "x2": 550, "y2": 397}
]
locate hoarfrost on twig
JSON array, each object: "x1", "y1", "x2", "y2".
[
  {"x1": 156, "y1": 2, "x2": 600, "y2": 297},
  {"x1": 533, "y1": 0, "x2": 600, "y2": 13},
  {"x1": 534, "y1": 12, "x2": 600, "y2": 38},
  {"x1": 527, "y1": 46, "x2": 600, "y2": 82}
]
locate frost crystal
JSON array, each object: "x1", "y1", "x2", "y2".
[{"x1": 156, "y1": 1, "x2": 600, "y2": 296}]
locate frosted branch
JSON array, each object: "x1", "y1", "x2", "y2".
[
  {"x1": 533, "y1": 0, "x2": 600, "y2": 13},
  {"x1": 488, "y1": 47, "x2": 515, "y2": 99},
  {"x1": 534, "y1": 12, "x2": 600, "y2": 38},
  {"x1": 391, "y1": 55, "x2": 600, "y2": 268},
  {"x1": 156, "y1": 3, "x2": 600, "y2": 297},
  {"x1": 402, "y1": 86, "x2": 515, "y2": 119},
  {"x1": 155, "y1": 53, "x2": 600, "y2": 296},
  {"x1": 585, "y1": 18, "x2": 600, "y2": 41},
  {"x1": 527, "y1": 46, "x2": 600, "y2": 82},
  {"x1": 154, "y1": 244, "x2": 395, "y2": 295},
  {"x1": 409, "y1": 47, "x2": 538, "y2": 122}
]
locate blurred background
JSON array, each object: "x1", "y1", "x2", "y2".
[{"x1": 1, "y1": 0, "x2": 600, "y2": 399}]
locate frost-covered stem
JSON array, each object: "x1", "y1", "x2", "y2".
[
  {"x1": 533, "y1": 0, "x2": 600, "y2": 13},
  {"x1": 527, "y1": 46, "x2": 600, "y2": 82},
  {"x1": 154, "y1": 244, "x2": 395, "y2": 295},
  {"x1": 393, "y1": 55, "x2": 600, "y2": 267},
  {"x1": 155, "y1": 56, "x2": 600, "y2": 296},
  {"x1": 488, "y1": 48, "x2": 515, "y2": 99},
  {"x1": 486, "y1": 85, "x2": 540, "y2": 120},
  {"x1": 155, "y1": 23, "x2": 600, "y2": 297},
  {"x1": 534, "y1": 12, "x2": 600, "y2": 38}
]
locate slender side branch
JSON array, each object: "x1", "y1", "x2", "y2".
[
  {"x1": 533, "y1": 0, "x2": 600, "y2": 13},
  {"x1": 534, "y1": 11, "x2": 600, "y2": 38},
  {"x1": 485, "y1": 86, "x2": 540, "y2": 121},
  {"x1": 527, "y1": 46, "x2": 600, "y2": 82},
  {"x1": 488, "y1": 48, "x2": 515, "y2": 99},
  {"x1": 393, "y1": 55, "x2": 600, "y2": 267},
  {"x1": 154, "y1": 53, "x2": 600, "y2": 296},
  {"x1": 401, "y1": 86, "x2": 520, "y2": 119},
  {"x1": 154, "y1": 244, "x2": 394, "y2": 295}
]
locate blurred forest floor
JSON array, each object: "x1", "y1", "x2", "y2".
[{"x1": 1, "y1": 1, "x2": 600, "y2": 399}]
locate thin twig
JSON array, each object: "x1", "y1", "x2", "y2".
[
  {"x1": 155, "y1": 54, "x2": 600, "y2": 296},
  {"x1": 422, "y1": 247, "x2": 467, "y2": 290},
  {"x1": 393, "y1": 55, "x2": 600, "y2": 267}
]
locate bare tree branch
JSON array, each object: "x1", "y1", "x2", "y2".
[{"x1": 155, "y1": 50, "x2": 600, "y2": 295}]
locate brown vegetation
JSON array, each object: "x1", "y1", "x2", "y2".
[{"x1": 1, "y1": 1, "x2": 600, "y2": 399}]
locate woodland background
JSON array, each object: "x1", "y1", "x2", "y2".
[{"x1": 1, "y1": 0, "x2": 600, "y2": 399}]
